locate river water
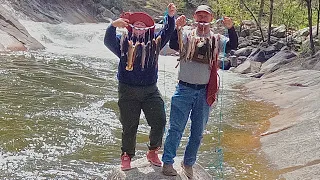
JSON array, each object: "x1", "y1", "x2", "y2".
[{"x1": 0, "y1": 21, "x2": 279, "y2": 179}]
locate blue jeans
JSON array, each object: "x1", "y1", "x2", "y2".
[{"x1": 162, "y1": 83, "x2": 210, "y2": 166}]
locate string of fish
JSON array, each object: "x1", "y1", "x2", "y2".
[
  {"x1": 120, "y1": 21, "x2": 162, "y2": 71},
  {"x1": 175, "y1": 17, "x2": 224, "y2": 67}
]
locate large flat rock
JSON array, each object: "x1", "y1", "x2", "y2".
[
  {"x1": 245, "y1": 69, "x2": 320, "y2": 180},
  {"x1": 107, "y1": 156, "x2": 212, "y2": 180}
]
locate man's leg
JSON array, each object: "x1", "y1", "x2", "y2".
[
  {"x1": 118, "y1": 83, "x2": 142, "y2": 158},
  {"x1": 142, "y1": 86, "x2": 166, "y2": 166},
  {"x1": 142, "y1": 87, "x2": 166, "y2": 150},
  {"x1": 162, "y1": 84, "x2": 195, "y2": 165},
  {"x1": 183, "y1": 88, "x2": 210, "y2": 166}
]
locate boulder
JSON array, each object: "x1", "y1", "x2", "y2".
[
  {"x1": 233, "y1": 59, "x2": 261, "y2": 74},
  {"x1": 271, "y1": 25, "x2": 286, "y2": 38},
  {"x1": 219, "y1": 59, "x2": 231, "y2": 70},
  {"x1": 234, "y1": 47, "x2": 253, "y2": 57},
  {"x1": 237, "y1": 56, "x2": 247, "y2": 64},
  {"x1": 0, "y1": 5, "x2": 45, "y2": 51},
  {"x1": 257, "y1": 50, "x2": 297, "y2": 77},
  {"x1": 247, "y1": 48, "x2": 266, "y2": 62},
  {"x1": 107, "y1": 156, "x2": 212, "y2": 180},
  {"x1": 263, "y1": 50, "x2": 297, "y2": 68}
]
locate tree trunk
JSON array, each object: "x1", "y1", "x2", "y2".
[
  {"x1": 258, "y1": 0, "x2": 265, "y2": 26},
  {"x1": 241, "y1": 0, "x2": 265, "y2": 41},
  {"x1": 267, "y1": 0, "x2": 274, "y2": 44},
  {"x1": 317, "y1": 0, "x2": 320, "y2": 36},
  {"x1": 306, "y1": 0, "x2": 315, "y2": 55}
]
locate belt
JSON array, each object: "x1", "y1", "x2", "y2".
[{"x1": 178, "y1": 80, "x2": 206, "y2": 90}]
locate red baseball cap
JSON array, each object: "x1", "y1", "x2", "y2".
[{"x1": 120, "y1": 12, "x2": 155, "y2": 32}]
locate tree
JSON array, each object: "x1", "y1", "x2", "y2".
[
  {"x1": 306, "y1": 0, "x2": 316, "y2": 55},
  {"x1": 240, "y1": 0, "x2": 265, "y2": 41},
  {"x1": 267, "y1": 0, "x2": 274, "y2": 44},
  {"x1": 316, "y1": 0, "x2": 320, "y2": 35},
  {"x1": 258, "y1": 0, "x2": 265, "y2": 26}
]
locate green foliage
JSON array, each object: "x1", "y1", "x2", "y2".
[
  {"x1": 208, "y1": 0, "x2": 255, "y2": 26},
  {"x1": 172, "y1": 0, "x2": 319, "y2": 30},
  {"x1": 172, "y1": 0, "x2": 187, "y2": 14},
  {"x1": 273, "y1": 0, "x2": 308, "y2": 30}
]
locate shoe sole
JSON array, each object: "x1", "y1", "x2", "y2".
[
  {"x1": 181, "y1": 163, "x2": 193, "y2": 179},
  {"x1": 147, "y1": 159, "x2": 162, "y2": 167},
  {"x1": 162, "y1": 171, "x2": 178, "y2": 176},
  {"x1": 121, "y1": 167, "x2": 133, "y2": 171}
]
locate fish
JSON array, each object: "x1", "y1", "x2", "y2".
[
  {"x1": 149, "y1": 39, "x2": 156, "y2": 65},
  {"x1": 213, "y1": 35, "x2": 219, "y2": 69},
  {"x1": 154, "y1": 36, "x2": 162, "y2": 66},
  {"x1": 145, "y1": 41, "x2": 151, "y2": 68},
  {"x1": 131, "y1": 41, "x2": 141, "y2": 70},
  {"x1": 188, "y1": 36, "x2": 197, "y2": 60},
  {"x1": 177, "y1": 27, "x2": 184, "y2": 54},
  {"x1": 125, "y1": 40, "x2": 135, "y2": 71},
  {"x1": 120, "y1": 32, "x2": 128, "y2": 57},
  {"x1": 140, "y1": 42, "x2": 146, "y2": 70},
  {"x1": 185, "y1": 36, "x2": 193, "y2": 60}
]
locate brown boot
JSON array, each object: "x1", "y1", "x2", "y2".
[
  {"x1": 181, "y1": 162, "x2": 193, "y2": 179},
  {"x1": 162, "y1": 163, "x2": 178, "y2": 176}
]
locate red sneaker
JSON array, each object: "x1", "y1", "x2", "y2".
[
  {"x1": 147, "y1": 148, "x2": 162, "y2": 166},
  {"x1": 121, "y1": 152, "x2": 131, "y2": 171}
]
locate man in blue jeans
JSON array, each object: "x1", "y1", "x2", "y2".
[{"x1": 162, "y1": 5, "x2": 238, "y2": 178}]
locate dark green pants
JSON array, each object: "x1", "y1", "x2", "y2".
[{"x1": 118, "y1": 82, "x2": 166, "y2": 158}]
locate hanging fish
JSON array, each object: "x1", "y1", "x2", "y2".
[
  {"x1": 197, "y1": 36, "x2": 206, "y2": 48},
  {"x1": 177, "y1": 27, "x2": 184, "y2": 55},
  {"x1": 190, "y1": 37, "x2": 198, "y2": 60},
  {"x1": 140, "y1": 42, "x2": 146, "y2": 70},
  {"x1": 145, "y1": 41, "x2": 151, "y2": 68},
  {"x1": 185, "y1": 36, "x2": 193, "y2": 60},
  {"x1": 126, "y1": 40, "x2": 135, "y2": 71},
  {"x1": 154, "y1": 36, "x2": 162, "y2": 66},
  {"x1": 213, "y1": 35, "x2": 220, "y2": 69},
  {"x1": 131, "y1": 41, "x2": 141, "y2": 70},
  {"x1": 149, "y1": 39, "x2": 156, "y2": 66},
  {"x1": 120, "y1": 32, "x2": 128, "y2": 57}
]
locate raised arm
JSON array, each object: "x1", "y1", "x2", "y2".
[
  {"x1": 169, "y1": 15, "x2": 186, "y2": 51},
  {"x1": 104, "y1": 25, "x2": 121, "y2": 58},
  {"x1": 104, "y1": 18, "x2": 130, "y2": 58},
  {"x1": 226, "y1": 27, "x2": 238, "y2": 52},
  {"x1": 222, "y1": 16, "x2": 238, "y2": 52},
  {"x1": 155, "y1": 3, "x2": 176, "y2": 49}
]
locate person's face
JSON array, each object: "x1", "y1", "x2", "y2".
[
  {"x1": 193, "y1": 11, "x2": 214, "y2": 23},
  {"x1": 132, "y1": 21, "x2": 147, "y2": 36}
]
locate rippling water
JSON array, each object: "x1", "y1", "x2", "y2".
[{"x1": 0, "y1": 21, "x2": 280, "y2": 179}]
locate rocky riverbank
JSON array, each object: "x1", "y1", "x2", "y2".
[
  {"x1": 233, "y1": 47, "x2": 320, "y2": 179},
  {"x1": 244, "y1": 67, "x2": 320, "y2": 179}
]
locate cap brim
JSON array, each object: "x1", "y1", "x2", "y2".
[
  {"x1": 195, "y1": 10, "x2": 212, "y2": 14},
  {"x1": 121, "y1": 12, "x2": 155, "y2": 32}
]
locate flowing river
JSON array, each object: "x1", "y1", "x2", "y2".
[{"x1": 0, "y1": 21, "x2": 280, "y2": 179}]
